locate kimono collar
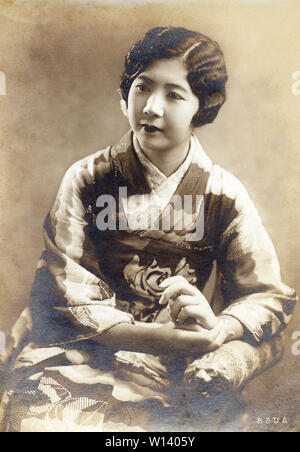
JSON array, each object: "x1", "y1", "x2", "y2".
[
  {"x1": 110, "y1": 130, "x2": 212, "y2": 195},
  {"x1": 132, "y1": 134, "x2": 195, "y2": 192}
]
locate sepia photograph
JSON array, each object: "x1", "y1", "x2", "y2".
[{"x1": 0, "y1": 0, "x2": 299, "y2": 434}]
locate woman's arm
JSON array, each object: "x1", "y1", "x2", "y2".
[
  {"x1": 216, "y1": 176, "x2": 297, "y2": 343},
  {"x1": 93, "y1": 320, "x2": 227, "y2": 356},
  {"x1": 34, "y1": 150, "x2": 135, "y2": 346},
  {"x1": 217, "y1": 314, "x2": 244, "y2": 342},
  {"x1": 162, "y1": 173, "x2": 297, "y2": 346}
]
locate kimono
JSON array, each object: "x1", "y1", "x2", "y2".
[{"x1": 0, "y1": 130, "x2": 297, "y2": 432}]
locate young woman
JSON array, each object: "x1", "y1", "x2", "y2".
[{"x1": 1, "y1": 26, "x2": 296, "y2": 432}]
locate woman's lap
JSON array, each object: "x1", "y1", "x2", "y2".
[{"x1": 3, "y1": 360, "x2": 246, "y2": 432}]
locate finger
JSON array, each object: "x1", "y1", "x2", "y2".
[
  {"x1": 205, "y1": 318, "x2": 224, "y2": 343},
  {"x1": 159, "y1": 282, "x2": 192, "y2": 305},
  {"x1": 159, "y1": 281, "x2": 199, "y2": 305},
  {"x1": 177, "y1": 305, "x2": 218, "y2": 330},
  {"x1": 159, "y1": 275, "x2": 186, "y2": 288},
  {"x1": 177, "y1": 305, "x2": 217, "y2": 330},
  {"x1": 169, "y1": 295, "x2": 199, "y2": 322},
  {"x1": 207, "y1": 320, "x2": 227, "y2": 352},
  {"x1": 177, "y1": 320, "x2": 224, "y2": 353},
  {"x1": 176, "y1": 321, "x2": 203, "y2": 332}
]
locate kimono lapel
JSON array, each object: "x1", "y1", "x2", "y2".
[
  {"x1": 110, "y1": 130, "x2": 151, "y2": 196},
  {"x1": 145, "y1": 136, "x2": 212, "y2": 242},
  {"x1": 110, "y1": 131, "x2": 211, "y2": 244},
  {"x1": 172, "y1": 136, "x2": 211, "y2": 198}
]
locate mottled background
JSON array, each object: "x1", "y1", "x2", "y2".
[{"x1": 0, "y1": 0, "x2": 299, "y2": 431}]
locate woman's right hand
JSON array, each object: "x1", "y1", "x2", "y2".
[
  {"x1": 159, "y1": 276, "x2": 218, "y2": 330},
  {"x1": 157, "y1": 318, "x2": 226, "y2": 356}
]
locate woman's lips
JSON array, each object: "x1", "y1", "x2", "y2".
[{"x1": 142, "y1": 124, "x2": 162, "y2": 133}]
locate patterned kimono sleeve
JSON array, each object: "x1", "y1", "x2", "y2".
[
  {"x1": 216, "y1": 176, "x2": 297, "y2": 343},
  {"x1": 35, "y1": 154, "x2": 134, "y2": 344}
]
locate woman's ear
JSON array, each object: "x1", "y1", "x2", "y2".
[
  {"x1": 117, "y1": 89, "x2": 128, "y2": 118},
  {"x1": 120, "y1": 99, "x2": 129, "y2": 118}
]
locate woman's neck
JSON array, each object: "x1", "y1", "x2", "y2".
[{"x1": 139, "y1": 140, "x2": 191, "y2": 177}]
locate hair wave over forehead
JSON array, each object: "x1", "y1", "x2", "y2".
[{"x1": 120, "y1": 26, "x2": 228, "y2": 127}]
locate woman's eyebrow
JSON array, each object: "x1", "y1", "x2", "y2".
[
  {"x1": 137, "y1": 75, "x2": 153, "y2": 84},
  {"x1": 137, "y1": 75, "x2": 188, "y2": 93},
  {"x1": 165, "y1": 83, "x2": 188, "y2": 93}
]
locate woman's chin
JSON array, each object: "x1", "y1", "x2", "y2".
[{"x1": 135, "y1": 131, "x2": 169, "y2": 153}]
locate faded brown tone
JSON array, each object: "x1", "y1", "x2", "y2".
[{"x1": 0, "y1": 0, "x2": 299, "y2": 431}]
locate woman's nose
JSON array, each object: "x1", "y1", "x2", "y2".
[{"x1": 143, "y1": 93, "x2": 164, "y2": 117}]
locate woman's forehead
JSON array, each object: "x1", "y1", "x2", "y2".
[{"x1": 137, "y1": 57, "x2": 190, "y2": 91}]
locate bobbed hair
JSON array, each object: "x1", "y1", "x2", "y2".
[{"x1": 120, "y1": 26, "x2": 228, "y2": 127}]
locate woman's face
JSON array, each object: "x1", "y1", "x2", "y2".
[{"x1": 125, "y1": 57, "x2": 200, "y2": 157}]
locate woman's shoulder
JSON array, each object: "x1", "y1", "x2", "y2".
[
  {"x1": 60, "y1": 131, "x2": 133, "y2": 190},
  {"x1": 58, "y1": 145, "x2": 113, "y2": 192},
  {"x1": 207, "y1": 163, "x2": 248, "y2": 198},
  {"x1": 205, "y1": 163, "x2": 261, "y2": 228},
  {"x1": 192, "y1": 136, "x2": 249, "y2": 202}
]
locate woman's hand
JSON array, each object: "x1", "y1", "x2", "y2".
[
  {"x1": 157, "y1": 319, "x2": 227, "y2": 355},
  {"x1": 159, "y1": 275, "x2": 218, "y2": 330}
]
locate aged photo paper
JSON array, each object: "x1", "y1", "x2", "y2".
[{"x1": 0, "y1": 0, "x2": 299, "y2": 433}]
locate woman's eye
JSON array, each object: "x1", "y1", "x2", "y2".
[
  {"x1": 136, "y1": 84, "x2": 149, "y2": 92},
  {"x1": 168, "y1": 92, "x2": 183, "y2": 100}
]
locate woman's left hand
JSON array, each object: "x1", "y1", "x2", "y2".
[{"x1": 158, "y1": 275, "x2": 218, "y2": 330}]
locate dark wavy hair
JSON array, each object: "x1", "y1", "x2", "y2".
[{"x1": 120, "y1": 26, "x2": 228, "y2": 127}]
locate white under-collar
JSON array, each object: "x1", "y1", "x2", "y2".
[
  {"x1": 133, "y1": 134, "x2": 195, "y2": 193},
  {"x1": 122, "y1": 133, "x2": 207, "y2": 232}
]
